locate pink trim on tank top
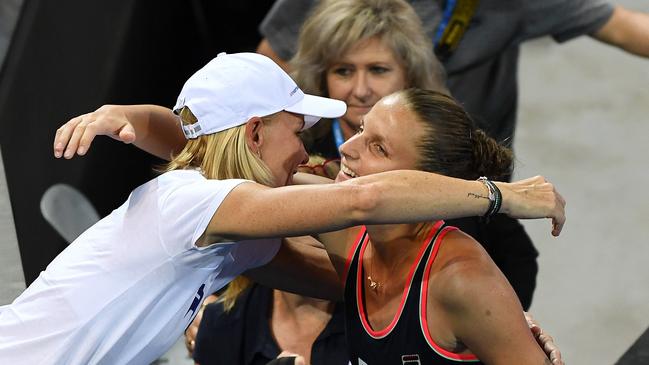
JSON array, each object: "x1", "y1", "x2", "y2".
[
  {"x1": 357, "y1": 221, "x2": 445, "y2": 339},
  {"x1": 419, "y1": 226, "x2": 480, "y2": 362},
  {"x1": 342, "y1": 227, "x2": 368, "y2": 284}
]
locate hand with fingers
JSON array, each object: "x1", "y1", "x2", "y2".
[
  {"x1": 53, "y1": 105, "x2": 137, "y2": 159},
  {"x1": 496, "y1": 175, "x2": 567, "y2": 236},
  {"x1": 525, "y1": 312, "x2": 564, "y2": 365},
  {"x1": 184, "y1": 312, "x2": 200, "y2": 357}
]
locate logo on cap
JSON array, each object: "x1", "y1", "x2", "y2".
[{"x1": 182, "y1": 123, "x2": 203, "y2": 139}]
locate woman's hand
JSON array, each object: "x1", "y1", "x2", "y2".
[
  {"x1": 54, "y1": 104, "x2": 184, "y2": 161},
  {"x1": 54, "y1": 104, "x2": 137, "y2": 159},
  {"x1": 497, "y1": 176, "x2": 566, "y2": 236},
  {"x1": 525, "y1": 312, "x2": 564, "y2": 365}
]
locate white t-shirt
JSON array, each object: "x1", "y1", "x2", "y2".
[{"x1": 0, "y1": 170, "x2": 281, "y2": 364}]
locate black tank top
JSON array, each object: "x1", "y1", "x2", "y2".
[{"x1": 344, "y1": 221, "x2": 484, "y2": 365}]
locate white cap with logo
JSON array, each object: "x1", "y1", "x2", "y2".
[{"x1": 173, "y1": 52, "x2": 346, "y2": 139}]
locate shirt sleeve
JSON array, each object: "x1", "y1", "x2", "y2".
[
  {"x1": 520, "y1": 0, "x2": 615, "y2": 43},
  {"x1": 233, "y1": 238, "x2": 282, "y2": 270},
  {"x1": 258, "y1": 0, "x2": 318, "y2": 61},
  {"x1": 158, "y1": 178, "x2": 251, "y2": 252}
]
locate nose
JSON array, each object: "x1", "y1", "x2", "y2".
[
  {"x1": 352, "y1": 71, "x2": 372, "y2": 101},
  {"x1": 299, "y1": 144, "x2": 309, "y2": 165},
  {"x1": 338, "y1": 133, "x2": 360, "y2": 161}
]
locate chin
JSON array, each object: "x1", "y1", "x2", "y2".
[{"x1": 335, "y1": 171, "x2": 349, "y2": 183}]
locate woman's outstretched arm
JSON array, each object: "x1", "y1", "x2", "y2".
[
  {"x1": 203, "y1": 172, "x2": 565, "y2": 245},
  {"x1": 54, "y1": 104, "x2": 184, "y2": 160}
]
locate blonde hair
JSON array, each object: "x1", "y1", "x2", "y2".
[
  {"x1": 219, "y1": 276, "x2": 252, "y2": 312},
  {"x1": 164, "y1": 107, "x2": 275, "y2": 186},
  {"x1": 291, "y1": 0, "x2": 448, "y2": 96},
  {"x1": 164, "y1": 107, "x2": 275, "y2": 311}
]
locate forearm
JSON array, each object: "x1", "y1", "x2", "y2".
[
  {"x1": 210, "y1": 172, "x2": 562, "y2": 241},
  {"x1": 594, "y1": 6, "x2": 649, "y2": 57},
  {"x1": 245, "y1": 236, "x2": 342, "y2": 300},
  {"x1": 348, "y1": 170, "x2": 491, "y2": 223},
  {"x1": 129, "y1": 105, "x2": 187, "y2": 160},
  {"x1": 245, "y1": 172, "x2": 491, "y2": 235},
  {"x1": 350, "y1": 171, "x2": 564, "y2": 236}
]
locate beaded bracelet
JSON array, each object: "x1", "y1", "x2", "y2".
[{"x1": 477, "y1": 176, "x2": 502, "y2": 217}]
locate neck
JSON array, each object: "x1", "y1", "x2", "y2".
[
  {"x1": 366, "y1": 222, "x2": 434, "y2": 264},
  {"x1": 363, "y1": 222, "x2": 436, "y2": 295}
]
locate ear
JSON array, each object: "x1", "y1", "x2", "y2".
[{"x1": 244, "y1": 116, "x2": 265, "y2": 153}]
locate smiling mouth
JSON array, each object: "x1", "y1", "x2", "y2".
[{"x1": 340, "y1": 162, "x2": 358, "y2": 178}]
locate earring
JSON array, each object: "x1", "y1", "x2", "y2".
[{"x1": 256, "y1": 149, "x2": 262, "y2": 159}]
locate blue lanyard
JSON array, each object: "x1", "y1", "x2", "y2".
[
  {"x1": 331, "y1": 118, "x2": 345, "y2": 154},
  {"x1": 434, "y1": 0, "x2": 457, "y2": 46}
]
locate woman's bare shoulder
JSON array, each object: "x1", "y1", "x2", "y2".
[{"x1": 428, "y1": 229, "x2": 511, "y2": 309}]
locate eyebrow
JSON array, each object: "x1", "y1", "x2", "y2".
[{"x1": 362, "y1": 117, "x2": 392, "y2": 150}]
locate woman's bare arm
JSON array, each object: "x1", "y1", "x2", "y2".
[
  {"x1": 54, "y1": 104, "x2": 185, "y2": 160},
  {"x1": 203, "y1": 172, "x2": 565, "y2": 245},
  {"x1": 593, "y1": 6, "x2": 649, "y2": 57},
  {"x1": 244, "y1": 236, "x2": 342, "y2": 300}
]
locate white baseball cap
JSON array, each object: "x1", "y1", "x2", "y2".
[{"x1": 173, "y1": 52, "x2": 346, "y2": 139}]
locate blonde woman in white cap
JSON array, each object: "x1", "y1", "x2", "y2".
[{"x1": 3, "y1": 52, "x2": 561, "y2": 364}]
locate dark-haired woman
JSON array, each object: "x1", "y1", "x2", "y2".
[{"x1": 327, "y1": 89, "x2": 558, "y2": 364}]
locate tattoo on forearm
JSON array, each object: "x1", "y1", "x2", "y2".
[{"x1": 467, "y1": 193, "x2": 489, "y2": 200}]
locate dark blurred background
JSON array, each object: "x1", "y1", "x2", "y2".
[{"x1": 0, "y1": 0, "x2": 275, "y2": 284}]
